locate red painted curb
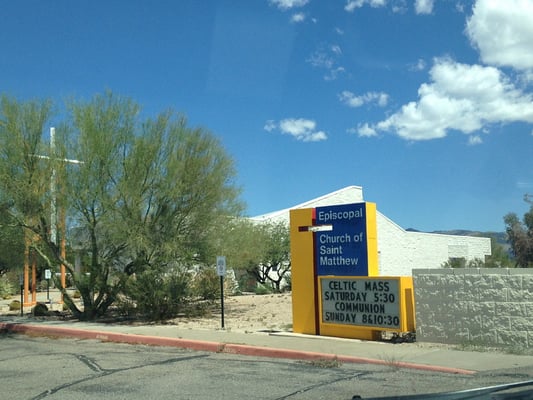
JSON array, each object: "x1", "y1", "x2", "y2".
[
  {"x1": 222, "y1": 343, "x2": 475, "y2": 375},
  {"x1": 0, "y1": 323, "x2": 223, "y2": 353},
  {"x1": 0, "y1": 323, "x2": 475, "y2": 375}
]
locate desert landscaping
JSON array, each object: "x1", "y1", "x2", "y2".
[
  {"x1": 0, "y1": 291, "x2": 294, "y2": 334},
  {"x1": 170, "y1": 292, "x2": 293, "y2": 333}
]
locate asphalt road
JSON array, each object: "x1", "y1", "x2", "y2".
[{"x1": 1, "y1": 334, "x2": 532, "y2": 400}]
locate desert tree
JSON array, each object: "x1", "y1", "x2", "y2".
[
  {"x1": 504, "y1": 195, "x2": 533, "y2": 267},
  {"x1": 260, "y1": 221, "x2": 290, "y2": 291},
  {"x1": 0, "y1": 92, "x2": 242, "y2": 319},
  {"x1": 218, "y1": 219, "x2": 290, "y2": 292},
  {"x1": 0, "y1": 95, "x2": 55, "y2": 283}
]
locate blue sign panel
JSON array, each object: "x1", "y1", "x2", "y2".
[{"x1": 314, "y1": 203, "x2": 368, "y2": 276}]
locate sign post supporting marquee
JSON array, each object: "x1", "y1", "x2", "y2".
[{"x1": 290, "y1": 202, "x2": 415, "y2": 341}]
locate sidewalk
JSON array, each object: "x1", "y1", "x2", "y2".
[{"x1": 2, "y1": 292, "x2": 533, "y2": 375}]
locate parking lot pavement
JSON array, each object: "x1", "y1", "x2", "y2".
[{"x1": 2, "y1": 291, "x2": 533, "y2": 375}]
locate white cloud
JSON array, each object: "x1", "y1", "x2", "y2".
[
  {"x1": 415, "y1": 0, "x2": 433, "y2": 15},
  {"x1": 291, "y1": 12, "x2": 306, "y2": 23},
  {"x1": 307, "y1": 44, "x2": 345, "y2": 81},
  {"x1": 339, "y1": 90, "x2": 389, "y2": 107},
  {"x1": 466, "y1": 0, "x2": 533, "y2": 71},
  {"x1": 266, "y1": 118, "x2": 328, "y2": 142},
  {"x1": 409, "y1": 58, "x2": 427, "y2": 71},
  {"x1": 517, "y1": 180, "x2": 533, "y2": 189},
  {"x1": 264, "y1": 120, "x2": 277, "y2": 132},
  {"x1": 307, "y1": 50, "x2": 334, "y2": 69},
  {"x1": 356, "y1": 123, "x2": 378, "y2": 137},
  {"x1": 372, "y1": 58, "x2": 533, "y2": 141},
  {"x1": 324, "y1": 67, "x2": 346, "y2": 81},
  {"x1": 392, "y1": 0, "x2": 407, "y2": 14},
  {"x1": 269, "y1": 0, "x2": 309, "y2": 10},
  {"x1": 331, "y1": 45, "x2": 342, "y2": 56},
  {"x1": 345, "y1": 0, "x2": 387, "y2": 12},
  {"x1": 468, "y1": 135, "x2": 483, "y2": 145}
]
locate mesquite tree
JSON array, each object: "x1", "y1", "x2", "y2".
[{"x1": 0, "y1": 92, "x2": 242, "y2": 319}]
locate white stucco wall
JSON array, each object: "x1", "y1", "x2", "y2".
[
  {"x1": 252, "y1": 186, "x2": 492, "y2": 276},
  {"x1": 377, "y1": 212, "x2": 492, "y2": 276}
]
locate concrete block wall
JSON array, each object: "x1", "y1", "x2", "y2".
[{"x1": 413, "y1": 268, "x2": 533, "y2": 349}]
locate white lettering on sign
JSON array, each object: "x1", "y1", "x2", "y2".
[
  {"x1": 321, "y1": 278, "x2": 401, "y2": 329},
  {"x1": 317, "y1": 207, "x2": 364, "y2": 223},
  {"x1": 314, "y1": 204, "x2": 368, "y2": 274}
]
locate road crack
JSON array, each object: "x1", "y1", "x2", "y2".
[
  {"x1": 274, "y1": 372, "x2": 369, "y2": 400},
  {"x1": 31, "y1": 353, "x2": 210, "y2": 399}
]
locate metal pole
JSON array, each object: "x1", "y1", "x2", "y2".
[
  {"x1": 220, "y1": 276, "x2": 225, "y2": 329},
  {"x1": 50, "y1": 127, "x2": 57, "y2": 246},
  {"x1": 19, "y1": 275, "x2": 23, "y2": 317}
]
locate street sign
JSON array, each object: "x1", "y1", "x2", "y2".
[
  {"x1": 216, "y1": 256, "x2": 226, "y2": 277},
  {"x1": 216, "y1": 256, "x2": 227, "y2": 329},
  {"x1": 45, "y1": 269, "x2": 52, "y2": 280}
]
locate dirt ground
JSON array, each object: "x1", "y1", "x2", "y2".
[
  {"x1": 170, "y1": 292, "x2": 293, "y2": 333},
  {"x1": 0, "y1": 291, "x2": 294, "y2": 333}
]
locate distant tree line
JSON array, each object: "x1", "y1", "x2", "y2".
[
  {"x1": 504, "y1": 195, "x2": 533, "y2": 267},
  {"x1": 443, "y1": 195, "x2": 533, "y2": 268}
]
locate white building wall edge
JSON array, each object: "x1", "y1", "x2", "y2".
[{"x1": 377, "y1": 212, "x2": 492, "y2": 276}]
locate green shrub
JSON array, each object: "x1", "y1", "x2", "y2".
[
  {"x1": 114, "y1": 295, "x2": 137, "y2": 317},
  {"x1": 125, "y1": 268, "x2": 191, "y2": 320},
  {"x1": 255, "y1": 283, "x2": 273, "y2": 295},
  {"x1": 33, "y1": 302, "x2": 49, "y2": 316},
  {"x1": 282, "y1": 274, "x2": 291, "y2": 292},
  {"x1": 9, "y1": 300, "x2": 21, "y2": 311},
  {"x1": 191, "y1": 267, "x2": 220, "y2": 300},
  {"x1": 0, "y1": 275, "x2": 14, "y2": 299}
]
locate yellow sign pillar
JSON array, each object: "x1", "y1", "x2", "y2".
[{"x1": 290, "y1": 208, "x2": 317, "y2": 334}]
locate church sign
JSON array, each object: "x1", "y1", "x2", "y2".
[
  {"x1": 320, "y1": 277, "x2": 401, "y2": 329},
  {"x1": 314, "y1": 203, "x2": 370, "y2": 276},
  {"x1": 290, "y1": 201, "x2": 416, "y2": 340}
]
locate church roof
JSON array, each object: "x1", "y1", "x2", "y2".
[{"x1": 250, "y1": 185, "x2": 364, "y2": 224}]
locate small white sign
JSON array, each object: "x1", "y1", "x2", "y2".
[
  {"x1": 216, "y1": 256, "x2": 226, "y2": 277},
  {"x1": 45, "y1": 269, "x2": 52, "y2": 280}
]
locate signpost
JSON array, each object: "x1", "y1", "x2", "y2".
[
  {"x1": 45, "y1": 269, "x2": 52, "y2": 302},
  {"x1": 216, "y1": 256, "x2": 226, "y2": 329},
  {"x1": 19, "y1": 274, "x2": 23, "y2": 316}
]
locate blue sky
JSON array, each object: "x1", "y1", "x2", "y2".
[{"x1": 1, "y1": 0, "x2": 532, "y2": 232}]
